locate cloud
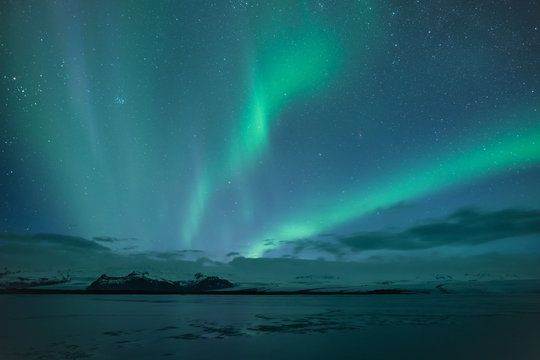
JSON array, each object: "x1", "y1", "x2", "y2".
[
  {"x1": 1, "y1": 208, "x2": 539, "y2": 289},
  {"x1": 340, "y1": 207, "x2": 540, "y2": 251},
  {"x1": 275, "y1": 207, "x2": 540, "y2": 256},
  {"x1": 0, "y1": 233, "x2": 110, "y2": 251},
  {"x1": 178, "y1": 249, "x2": 204, "y2": 254},
  {"x1": 290, "y1": 239, "x2": 347, "y2": 258},
  {"x1": 93, "y1": 236, "x2": 137, "y2": 243},
  {"x1": 0, "y1": 233, "x2": 223, "y2": 284},
  {"x1": 1, "y1": 231, "x2": 540, "y2": 288},
  {"x1": 145, "y1": 249, "x2": 205, "y2": 261}
]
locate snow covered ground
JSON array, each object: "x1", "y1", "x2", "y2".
[{"x1": 1, "y1": 293, "x2": 539, "y2": 359}]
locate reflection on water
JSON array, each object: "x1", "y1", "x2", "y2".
[{"x1": 1, "y1": 294, "x2": 540, "y2": 359}]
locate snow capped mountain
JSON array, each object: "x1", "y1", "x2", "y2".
[{"x1": 87, "y1": 271, "x2": 234, "y2": 292}]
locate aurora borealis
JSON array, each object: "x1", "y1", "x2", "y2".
[{"x1": 1, "y1": 0, "x2": 539, "y2": 261}]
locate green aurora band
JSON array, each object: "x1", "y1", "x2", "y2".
[{"x1": 246, "y1": 111, "x2": 540, "y2": 257}]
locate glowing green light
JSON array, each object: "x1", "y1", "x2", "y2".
[
  {"x1": 247, "y1": 114, "x2": 540, "y2": 257},
  {"x1": 180, "y1": 29, "x2": 343, "y2": 246}
]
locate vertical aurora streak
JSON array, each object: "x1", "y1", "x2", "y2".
[{"x1": 180, "y1": 23, "x2": 346, "y2": 246}]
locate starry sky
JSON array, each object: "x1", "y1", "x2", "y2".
[{"x1": 1, "y1": 0, "x2": 539, "y2": 263}]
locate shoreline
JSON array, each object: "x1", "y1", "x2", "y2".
[{"x1": 0, "y1": 288, "x2": 422, "y2": 295}]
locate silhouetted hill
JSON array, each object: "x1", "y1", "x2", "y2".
[
  {"x1": 86, "y1": 272, "x2": 234, "y2": 292},
  {"x1": 0, "y1": 272, "x2": 70, "y2": 289}
]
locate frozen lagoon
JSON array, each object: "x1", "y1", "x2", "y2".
[{"x1": 1, "y1": 293, "x2": 539, "y2": 359}]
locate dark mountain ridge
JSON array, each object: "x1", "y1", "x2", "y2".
[{"x1": 86, "y1": 271, "x2": 234, "y2": 292}]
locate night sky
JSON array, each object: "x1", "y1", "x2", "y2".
[{"x1": 1, "y1": 0, "x2": 539, "y2": 264}]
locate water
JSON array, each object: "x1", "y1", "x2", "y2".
[{"x1": 1, "y1": 294, "x2": 539, "y2": 359}]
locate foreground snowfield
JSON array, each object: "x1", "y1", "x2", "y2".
[{"x1": 1, "y1": 293, "x2": 539, "y2": 359}]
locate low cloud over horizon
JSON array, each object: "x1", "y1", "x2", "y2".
[
  {"x1": 1, "y1": 207, "x2": 539, "y2": 287},
  {"x1": 264, "y1": 207, "x2": 540, "y2": 259}
]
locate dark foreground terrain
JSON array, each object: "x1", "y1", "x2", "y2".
[{"x1": 1, "y1": 293, "x2": 539, "y2": 359}]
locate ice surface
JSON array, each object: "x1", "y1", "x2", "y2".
[{"x1": 1, "y1": 293, "x2": 539, "y2": 359}]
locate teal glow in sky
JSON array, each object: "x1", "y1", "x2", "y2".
[
  {"x1": 181, "y1": 16, "x2": 346, "y2": 247},
  {"x1": 247, "y1": 113, "x2": 540, "y2": 257},
  {"x1": 1, "y1": 1, "x2": 539, "y2": 259}
]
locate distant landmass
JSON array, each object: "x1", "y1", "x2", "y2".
[
  {"x1": 87, "y1": 271, "x2": 234, "y2": 292},
  {"x1": 1, "y1": 268, "x2": 539, "y2": 295},
  {"x1": 0, "y1": 270, "x2": 71, "y2": 289}
]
